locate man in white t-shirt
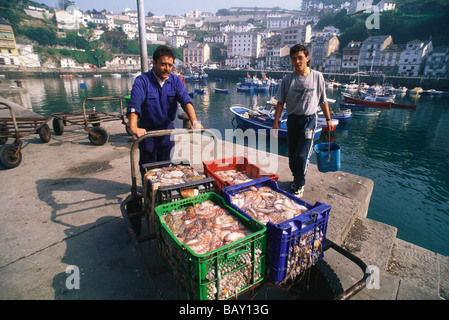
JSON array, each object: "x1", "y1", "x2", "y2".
[{"x1": 272, "y1": 44, "x2": 334, "y2": 197}]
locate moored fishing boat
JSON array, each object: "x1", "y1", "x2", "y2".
[
  {"x1": 341, "y1": 92, "x2": 392, "y2": 109},
  {"x1": 215, "y1": 88, "x2": 230, "y2": 94},
  {"x1": 230, "y1": 105, "x2": 322, "y2": 140}
]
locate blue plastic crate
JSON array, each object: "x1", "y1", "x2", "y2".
[{"x1": 222, "y1": 177, "x2": 331, "y2": 283}]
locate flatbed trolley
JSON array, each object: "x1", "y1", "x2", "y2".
[
  {"x1": 51, "y1": 96, "x2": 131, "y2": 146},
  {"x1": 0, "y1": 101, "x2": 51, "y2": 169},
  {"x1": 121, "y1": 130, "x2": 368, "y2": 300}
]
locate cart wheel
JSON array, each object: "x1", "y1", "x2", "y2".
[
  {"x1": 316, "y1": 260, "x2": 344, "y2": 298},
  {"x1": 0, "y1": 144, "x2": 22, "y2": 169},
  {"x1": 88, "y1": 126, "x2": 109, "y2": 146},
  {"x1": 53, "y1": 118, "x2": 64, "y2": 135},
  {"x1": 89, "y1": 114, "x2": 101, "y2": 127},
  {"x1": 38, "y1": 124, "x2": 51, "y2": 143}
]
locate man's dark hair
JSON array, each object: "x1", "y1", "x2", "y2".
[
  {"x1": 153, "y1": 45, "x2": 175, "y2": 62},
  {"x1": 290, "y1": 44, "x2": 310, "y2": 66}
]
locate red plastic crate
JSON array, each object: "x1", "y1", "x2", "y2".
[{"x1": 202, "y1": 156, "x2": 279, "y2": 192}]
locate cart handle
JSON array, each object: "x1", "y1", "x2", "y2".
[
  {"x1": 82, "y1": 96, "x2": 125, "y2": 125},
  {"x1": 129, "y1": 128, "x2": 219, "y2": 197},
  {"x1": 324, "y1": 239, "x2": 369, "y2": 300}
]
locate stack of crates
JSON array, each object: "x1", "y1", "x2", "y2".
[
  {"x1": 202, "y1": 156, "x2": 279, "y2": 192},
  {"x1": 154, "y1": 192, "x2": 267, "y2": 300},
  {"x1": 222, "y1": 177, "x2": 331, "y2": 284}
]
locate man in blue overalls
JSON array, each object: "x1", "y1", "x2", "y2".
[{"x1": 126, "y1": 45, "x2": 203, "y2": 177}]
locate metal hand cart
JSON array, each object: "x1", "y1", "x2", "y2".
[
  {"x1": 120, "y1": 129, "x2": 368, "y2": 300},
  {"x1": 51, "y1": 96, "x2": 131, "y2": 146},
  {"x1": 0, "y1": 101, "x2": 51, "y2": 169}
]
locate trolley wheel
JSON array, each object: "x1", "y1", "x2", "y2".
[
  {"x1": 0, "y1": 144, "x2": 22, "y2": 169},
  {"x1": 88, "y1": 126, "x2": 109, "y2": 146},
  {"x1": 53, "y1": 118, "x2": 64, "y2": 135},
  {"x1": 38, "y1": 124, "x2": 51, "y2": 143}
]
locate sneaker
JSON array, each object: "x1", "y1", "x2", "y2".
[{"x1": 290, "y1": 182, "x2": 304, "y2": 198}]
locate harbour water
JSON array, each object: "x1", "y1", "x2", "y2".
[{"x1": 6, "y1": 75, "x2": 449, "y2": 258}]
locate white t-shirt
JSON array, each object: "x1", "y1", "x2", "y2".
[{"x1": 275, "y1": 69, "x2": 327, "y2": 116}]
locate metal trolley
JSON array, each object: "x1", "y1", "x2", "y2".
[
  {"x1": 51, "y1": 96, "x2": 131, "y2": 146},
  {"x1": 0, "y1": 101, "x2": 51, "y2": 169},
  {"x1": 121, "y1": 130, "x2": 368, "y2": 300}
]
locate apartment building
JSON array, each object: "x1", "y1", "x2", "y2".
[
  {"x1": 423, "y1": 46, "x2": 449, "y2": 77},
  {"x1": 309, "y1": 35, "x2": 339, "y2": 71},
  {"x1": 280, "y1": 25, "x2": 311, "y2": 47},
  {"x1": 266, "y1": 17, "x2": 292, "y2": 30},
  {"x1": 227, "y1": 32, "x2": 262, "y2": 58},
  {"x1": 183, "y1": 42, "x2": 210, "y2": 67},
  {"x1": 379, "y1": 43, "x2": 403, "y2": 75},
  {"x1": 398, "y1": 39, "x2": 433, "y2": 77},
  {"x1": 341, "y1": 41, "x2": 361, "y2": 73},
  {"x1": 358, "y1": 35, "x2": 392, "y2": 72},
  {"x1": 0, "y1": 19, "x2": 19, "y2": 67}
]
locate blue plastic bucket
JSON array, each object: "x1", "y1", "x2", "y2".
[{"x1": 314, "y1": 142, "x2": 341, "y2": 172}]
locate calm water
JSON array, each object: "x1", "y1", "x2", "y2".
[{"x1": 12, "y1": 76, "x2": 449, "y2": 257}]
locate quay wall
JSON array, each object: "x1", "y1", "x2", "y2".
[
  {"x1": 205, "y1": 69, "x2": 449, "y2": 91},
  {"x1": 1, "y1": 67, "x2": 448, "y2": 91}
]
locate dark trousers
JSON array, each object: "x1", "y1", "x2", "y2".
[{"x1": 287, "y1": 113, "x2": 317, "y2": 187}]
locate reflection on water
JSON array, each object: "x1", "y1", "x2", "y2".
[{"x1": 6, "y1": 75, "x2": 449, "y2": 257}]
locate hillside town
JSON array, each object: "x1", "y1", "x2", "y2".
[{"x1": 1, "y1": 0, "x2": 448, "y2": 78}]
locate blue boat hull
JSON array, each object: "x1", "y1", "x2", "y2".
[{"x1": 230, "y1": 106, "x2": 321, "y2": 140}]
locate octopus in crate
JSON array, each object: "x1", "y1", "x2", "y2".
[
  {"x1": 214, "y1": 169, "x2": 254, "y2": 185},
  {"x1": 162, "y1": 200, "x2": 253, "y2": 255},
  {"x1": 280, "y1": 228, "x2": 325, "y2": 284},
  {"x1": 144, "y1": 164, "x2": 206, "y2": 191},
  {"x1": 230, "y1": 186, "x2": 309, "y2": 224}
]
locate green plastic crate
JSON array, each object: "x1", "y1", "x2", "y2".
[{"x1": 154, "y1": 192, "x2": 267, "y2": 300}]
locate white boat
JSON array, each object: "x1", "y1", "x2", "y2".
[
  {"x1": 394, "y1": 86, "x2": 407, "y2": 93},
  {"x1": 93, "y1": 74, "x2": 102, "y2": 78},
  {"x1": 422, "y1": 89, "x2": 444, "y2": 95},
  {"x1": 111, "y1": 73, "x2": 121, "y2": 78}
]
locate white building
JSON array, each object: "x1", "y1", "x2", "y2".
[
  {"x1": 17, "y1": 44, "x2": 41, "y2": 68},
  {"x1": 169, "y1": 35, "x2": 187, "y2": 48},
  {"x1": 55, "y1": 9, "x2": 77, "y2": 30},
  {"x1": 105, "y1": 54, "x2": 140, "y2": 69},
  {"x1": 398, "y1": 39, "x2": 433, "y2": 77},
  {"x1": 265, "y1": 45, "x2": 290, "y2": 70},
  {"x1": 267, "y1": 17, "x2": 292, "y2": 30},
  {"x1": 225, "y1": 56, "x2": 251, "y2": 69},
  {"x1": 60, "y1": 58, "x2": 77, "y2": 68},
  {"x1": 227, "y1": 32, "x2": 262, "y2": 58},
  {"x1": 280, "y1": 25, "x2": 311, "y2": 47},
  {"x1": 348, "y1": 0, "x2": 373, "y2": 14},
  {"x1": 203, "y1": 32, "x2": 227, "y2": 44},
  {"x1": 423, "y1": 46, "x2": 449, "y2": 77},
  {"x1": 377, "y1": 0, "x2": 396, "y2": 11}
]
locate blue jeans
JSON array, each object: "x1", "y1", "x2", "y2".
[{"x1": 287, "y1": 113, "x2": 317, "y2": 187}]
